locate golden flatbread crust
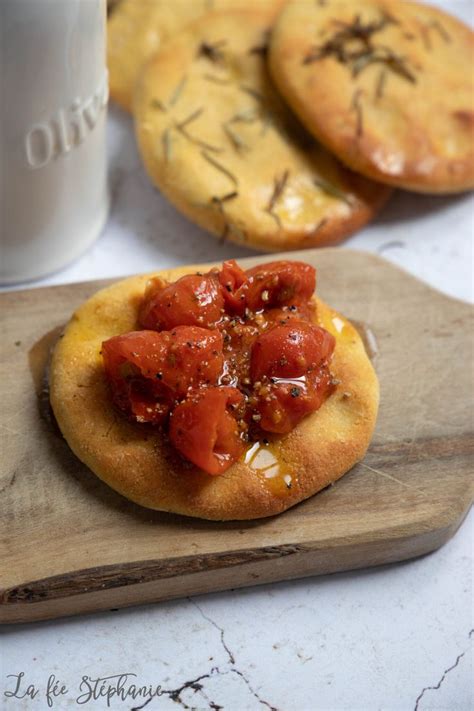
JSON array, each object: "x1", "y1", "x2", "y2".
[
  {"x1": 49, "y1": 263, "x2": 379, "y2": 521},
  {"x1": 269, "y1": 0, "x2": 474, "y2": 194},
  {"x1": 133, "y1": 9, "x2": 390, "y2": 252},
  {"x1": 107, "y1": 0, "x2": 287, "y2": 111}
]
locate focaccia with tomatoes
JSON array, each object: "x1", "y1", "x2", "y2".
[{"x1": 49, "y1": 260, "x2": 379, "y2": 520}]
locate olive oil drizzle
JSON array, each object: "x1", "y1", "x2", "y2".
[{"x1": 243, "y1": 440, "x2": 295, "y2": 498}]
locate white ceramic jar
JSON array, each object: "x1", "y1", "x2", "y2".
[{"x1": 0, "y1": 0, "x2": 109, "y2": 284}]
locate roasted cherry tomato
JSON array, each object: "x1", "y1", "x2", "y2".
[
  {"x1": 254, "y1": 369, "x2": 335, "y2": 434},
  {"x1": 249, "y1": 321, "x2": 335, "y2": 433},
  {"x1": 139, "y1": 273, "x2": 224, "y2": 330},
  {"x1": 102, "y1": 327, "x2": 223, "y2": 424},
  {"x1": 169, "y1": 387, "x2": 245, "y2": 475},
  {"x1": 250, "y1": 321, "x2": 335, "y2": 382},
  {"x1": 220, "y1": 261, "x2": 316, "y2": 315},
  {"x1": 219, "y1": 260, "x2": 248, "y2": 314},
  {"x1": 245, "y1": 261, "x2": 316, "y2": 311}
]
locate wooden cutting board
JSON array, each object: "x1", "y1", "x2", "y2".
[{"x1": 1, "y1": 249, "x2": 472, "y2": 624}]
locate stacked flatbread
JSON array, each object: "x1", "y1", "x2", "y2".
[{"x1": 108, "y1": 0, "x2": 473, "y2": 249}]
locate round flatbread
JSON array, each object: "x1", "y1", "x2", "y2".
[
  {"x1": 107, "y1": 0, "x2": 287, "y2": 111},
  {"x1": 49, "y1": 263, "x2": 379, "y2": 521},
  {"x1": 269, "y1": 0, "x2": 474, "y2": 194},
  {"x1": 134, "y1": 9, "x2": 390, "y2": 252}
]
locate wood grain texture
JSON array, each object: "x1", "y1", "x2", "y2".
[{"x1": 1, "y1": 249, "x2": 472, "y2": 623}]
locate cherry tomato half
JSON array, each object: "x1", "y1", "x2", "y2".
[
  {"x1": 250, "y1": 321, "x2": 335, "y2": 382},
  {"x1": 219, "y1": 261, "x2": 316, "y2": 315},
  {"x1": 245, "y1": 261, "x2": 316, "y2": 311},
  {"x1": 102, "y1": 327, "x2": 224, "y2": 424},
  {"x1": 139, "y1": 273, "x2": 224, "y2": 331},
  {"x1": 169, "y1": 387, "x2": 245, "y2": 475},
  {"x1": 249, "y1": 321, "x2": 335, "y2": 433},
  {"x1": 254, "y1": 369, "x2": 335, "y2": 434}
]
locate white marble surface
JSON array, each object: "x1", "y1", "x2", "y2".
[{"x1": 2, "y1": 0, "x2": 473, "y2": 709}]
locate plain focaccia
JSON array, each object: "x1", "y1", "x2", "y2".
[
  {"x1": 133, "y1": 9, "x2": 390, "y2": 252},
  {"x1": 107, "y1": 0, "x2": 287, "y2": 112},
  {"x1": 269, "y1": 0, "x2": 474, "y2": 194},
  {"x1": 49, "y1": 264, "x2": 379, "y2": 521}
]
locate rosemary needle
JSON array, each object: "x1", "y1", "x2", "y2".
[
  {"x1": 431, "y1": 19, "x2": 451, "y2": 43},
  {"x1": 222, "y1": 123, "x2": 249, "y2": 154},
  {"x1": 203, "y1": 73, "x2": 231, "y2": 85},
  {"x1": 151, "y1": 99, "x2": 167, "y2": 112},
  {"x1": 211, "y1": 191, "x2": 238, "y2": 205},
  {"x1": 265, "y1": 170, "x2": 289, "y2": 228},
  {"x1": 198, "y1": 39, "x2": 227, "y2": 63},
  {"x1": 168, "y1": 75, "x2": 187, "y2": 107},
  {"x1": 201, "y1": 151, "x2": 239, "y2": 188},
  {"x1": 173, "y1": 108, "x2": 222, "y2": 153},
  {"x1": 211, "y1": 192, "x2": 239, "y2": 243},
  {"x1": 313, "y1": 178, "x2": 353, "y2": 205},
  {"x1": 162, "y1": 129, "x2": 172, "y2": 163},
  {"x1": 176, "y1": 107, "x2": 204, "y2": 130},
  {"x1": 375, "y1": 69, "x2": 387, "y2": 100},
  {"x1": 351, "y1": 89, "x2": 364, "y2": 138},
  {"x1": 229, "y1": 108, "x2": 260, "y2": 124},
  {"x1": 239, "y1": 85, "x2": 265, "y2": 103}
]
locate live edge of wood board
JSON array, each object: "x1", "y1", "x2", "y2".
[{"x1": 1, "y1": 249, "x2": 472, "y2": 624}]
